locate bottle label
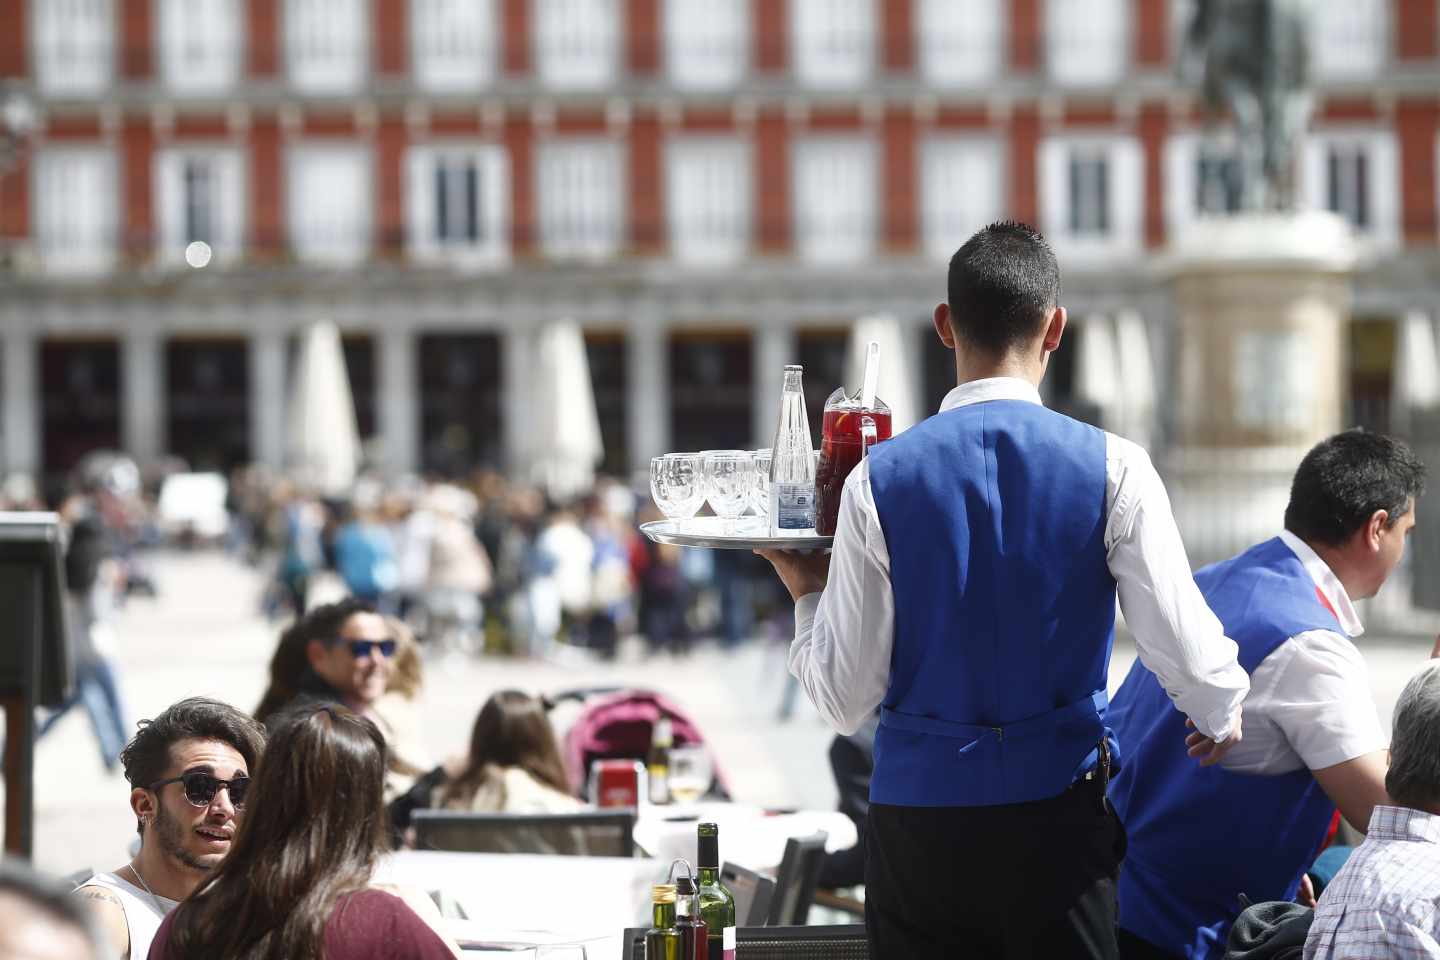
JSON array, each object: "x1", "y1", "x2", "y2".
[
  {"x1": 723, "y1": 926, "x2": 736, "y2": 960},
  {"x1": 774, "y1": 483, "x2": 815, "y2": 530},
  {"x1": 648, "y1": 764, "x2": 669, "y2": 804}
]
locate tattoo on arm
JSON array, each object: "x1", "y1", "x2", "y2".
[{"x1": 75, "y1": 887, "x2": 122, "y2": 906}]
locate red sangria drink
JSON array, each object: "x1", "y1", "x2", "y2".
[{"x1": 816, "y1": 392, "x2": 893, "y2": 536}]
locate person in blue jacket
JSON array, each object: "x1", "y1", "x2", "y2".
[
  {"x1": 760, "y1": 221, "x2": 1250, "y2": 958},
  {"x1": 1109, "y1": 430, "x2": 1425, "y2": 959}
]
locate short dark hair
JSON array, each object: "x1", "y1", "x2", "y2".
[
  {"x1": 120, "y1": 697, "x2": 267, "y2": 834},
  {"x1": 1284, "y1": 430, "x2": 1426, "y2": 547},
  {"x1": 946, "y1": 220, "x2": 1061, "y2": 355}
]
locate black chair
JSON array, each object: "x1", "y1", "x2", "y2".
[
  {"x1": 411, "y1": 808, "x2": 636, "y2": 857},
  {"x1": 767, "y1": 832, "x2": 829, "y2": 926},
  {"x1": 720, "y1": 861, "x2": 777, "y2": 926},
  {"x1": 621, "y1": 924, "x2": 868, "y2": 959}
]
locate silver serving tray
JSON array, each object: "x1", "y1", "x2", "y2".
[{"x1": 640, "y1": 516, "x2": 833, "y2": 551}]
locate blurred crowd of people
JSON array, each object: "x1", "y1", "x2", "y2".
[{"x1": 225, "y1": 465, "x2": 788, "y2": 661}]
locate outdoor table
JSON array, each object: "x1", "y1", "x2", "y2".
[
  {"x1": 375, "y1": 850, "x2": 658, "y2": 955},
  {"x1": 631, "y1": 801, "x2": 858, "y2": 871}
]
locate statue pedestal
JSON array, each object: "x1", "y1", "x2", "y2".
[{"x1": 1163, "y1": 212, "x2": 1356, "y2": 565}]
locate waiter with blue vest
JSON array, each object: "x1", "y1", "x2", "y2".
[
  {"x1": 1109, "y1": 430, "x2": 1425, "y2": 959},
  {"x1": 759, "y1": 221, "x2": 1251, "y2": 958}
]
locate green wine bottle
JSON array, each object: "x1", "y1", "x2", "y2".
[
  {"x1": 696, "y1": 822, "x2": 736, "y2": 960},
  {"x1": 645, "y1": 884, "x2": 682, "y2": 960}
]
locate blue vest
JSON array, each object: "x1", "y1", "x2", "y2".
[
  {"x1": 1108, "y1": 537, "x2": 1340, "y2": 958},
  {"x1": 868, "y1": 400, "x2": 1117, "y2": 807}
]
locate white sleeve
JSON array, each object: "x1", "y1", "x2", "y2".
[
  {"x1": 788, "y1": 458, "x2": 894, "y2": 737},
  {"x1": 1104, "y1": 434, "x2": 1251, "y2": 741},
  {"x1": 1258, "y1": 631, "x2": 1388, "y2": 771}
]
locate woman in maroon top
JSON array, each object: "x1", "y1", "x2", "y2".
[{"x1": 148, "y1": 704, "x2": 458, "y2": 960}]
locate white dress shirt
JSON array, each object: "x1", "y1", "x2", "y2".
[
  {"x1": 1305, "y1": 805, "x2": 1440, "y2": 958},
  {"x1": 788, "y1": 376, "x2": 1250, "y2": 742},
  {"x1": 1215, "y1": 530, "x2": 1386, "y2": 775}
]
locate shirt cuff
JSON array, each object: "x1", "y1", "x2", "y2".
[{"x1": 1200, "y1": 704, "x2": 1242, "y2": 744}]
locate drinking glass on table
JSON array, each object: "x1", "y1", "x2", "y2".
[
  {"x1": 668, "y1": 745, "x2": 712, "y2": 804},
  {"x1": 751, "y1": 449, "x2": 773, "y2": 518},
  {"x1": 651, "y1": 454, "x2": 706, "y2": 530},
  {"x1": 703, "y1": 450, "x2": 754, "y2": 535}
]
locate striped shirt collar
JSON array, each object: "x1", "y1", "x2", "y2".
[{"x1": 1367, "y1": 805, "x2": 1440, "y2": 845}]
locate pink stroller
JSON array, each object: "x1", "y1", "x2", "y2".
[{"x1": 552, "y1": 687, "x2": 732, "y2": 801}]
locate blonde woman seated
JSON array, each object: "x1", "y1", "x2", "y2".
[{"x1": 435, "y1": 690, "x2": 583, "y2": 814}]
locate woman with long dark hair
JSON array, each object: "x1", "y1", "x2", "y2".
[
  {"x1": 436, "y1": 690, "x2": 580, "y2": 813},
  {"x1": 148, "y1": 704, "x2": 458, "y2": 960}
]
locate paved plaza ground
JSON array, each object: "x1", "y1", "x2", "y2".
[{"x1": 8, "y1": 548, "x2": 1440, "y2": 878}]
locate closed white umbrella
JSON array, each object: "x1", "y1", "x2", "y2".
[
  {"x1": 1114, "y1": 310, "x2": 1157, "y2": 449},
  {"x1": 1394, "y1": 310, "x2": 1440, "y2": 412},
  {"x1": 847, "y1": 314, "x2": 921, "y2": 434},
  {"x1": 286, "y1": 321, "x2": 361, "y2": 496},
  {"x1": 1076, "y1": 314, "x2": 1121, "y2": 431},
  {"x1": 528, "y1": 320, "x2": 604, "y2": 500}
]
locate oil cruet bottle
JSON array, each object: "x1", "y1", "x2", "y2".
[{"x1": 644, "y1": 883, "x2": 681, "y2": 960}]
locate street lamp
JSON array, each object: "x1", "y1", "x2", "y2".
[
  {"x1": 0, "y1": 91, "x2": 36, "y2": 266},
  {"x1": 0, "y1": 91, "x2": 36, "y2": 173}
]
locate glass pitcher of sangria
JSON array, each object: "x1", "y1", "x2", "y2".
[{"x1": 815, "y1": 387, "x2": 892, "y2": 536}]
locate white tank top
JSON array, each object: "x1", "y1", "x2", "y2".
[{"x1": 77, "y1": 870, "x2": 180, "y2": 960}]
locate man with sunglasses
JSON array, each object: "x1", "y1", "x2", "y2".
[
  {"x1": 292, "y1": 603, "x2": 398, "y2": 720},
  {"x1": 74, "y1": 697, "x2": 265, "y2": 960}
]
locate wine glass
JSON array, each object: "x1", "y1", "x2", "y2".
[
  {"x1": 668, "y1": 745, "x2": 712, "y2": 805},
  {"x1": 751, "y1": 449, "x2": 772, "y2": 518},
  {"x1": 650, "y1": 453, "x2": 705, "y2": 530},
  {"x1": 703, "y1": 450, "x2": 754, "y2": 535}
]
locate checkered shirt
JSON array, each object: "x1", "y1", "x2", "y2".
[{"x1": 1305, "y1": 806, "x2": 1440, "y2": 959}]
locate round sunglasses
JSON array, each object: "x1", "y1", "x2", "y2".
[{"x1": 150, "y1": 770, "x2": 250, "y2": 809}]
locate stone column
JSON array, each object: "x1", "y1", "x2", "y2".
[
  {"x1": 752, "y1": 319, "x2": 796, "y2": 448},
  {"x1": 1, "y1": 327, "x2": 40, "y2": 480},
  {"x1": 500, "y1": 323, "x2": 533, "y2": 476},
  {"x1": 376, "y1": 327, "x2": 418, "y2": 476},
  {"x1": 1166, "y1": 212, "x2": 1354, "y2": 565},
  {"x1": 120, "y1": 330, "x2": 166, "y2": 468},
  {"x1": 248, "y1": 329, "x2": 288, "y2": 471},
  {"x1": 626, "y1": 308, "x2": 669, "y2": 473}
]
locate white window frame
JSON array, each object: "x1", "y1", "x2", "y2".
[
  {"x1": 920, "y1": 135, "x2": 1006, "y2": 262},
  {"x1": 286, "y1": 0, "x2": 369, "y2": 94},
  {"x1": 792, "y1": 138, "x2": 877, "y2": 264},
  {"x1": 411, "y1": 0, "x2": 497, "y2": 91},
  {"x1": 405, "y1": 144, "x2": 510, "y2": 266},
  {"x1": 791, "y1": 0, "x2": 875, "y2": 89},
  {"x1": 286, "y1": 144, "x2": 373, "y2": 266},
  {"x1": 1038, "y1": 134, "x2": 1144, "y2": 261},
  {"x1": 1301, "y1": 129, "x2": 1399, "y2": 249},
  {"x1": 1164, "y1": 130, "x2": 1246, "y2": 239},
  {"x1": 1311, "y1": 0, "x2": 1389, "y2": 81},
  {"x1": 33, "y1": 0, "x2": 115, "y2": 96},
  {"x1": 666, "y1": 137, "x2": 751, "y2": 265},
  {"x1": 1047, "y1": 0, "x2": 1128, "y2": 86},
  {"x1": 917, "y1": 0, "x2": 1003, "y2": 88},
  {"x1": 537, "y1": 139, "x2": 624, "y2": 260},
  {"x1": 153, "y1": 146, "x2": 247, "y2": 266},
  {"x1": 32, "y1": 146, "x2": 118, "y2": 275},
  {"x1": 665, "y1": 0, "x2": 749, "y2": 90},
  {"x1": 158, "y1": 0, "x2": 243, "y2": 94},
  {"x1": 534, "y1": 0, "x2": 621, "y2": 90}
]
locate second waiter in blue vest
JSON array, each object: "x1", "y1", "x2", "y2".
[{"x1": 759, "y1": 221, "x2": 1252, "y2": 958}]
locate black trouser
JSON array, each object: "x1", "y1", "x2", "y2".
[{"x1": 864, "y1": 776, "x2": 1125, "y2": 959}]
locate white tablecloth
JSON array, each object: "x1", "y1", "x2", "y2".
[
  {"x1": 376, "y1": 850, "x2": 659, "y2": 953},
  {"x1": 631, "y1": 802, "x2": 858, "y2": 872}
]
